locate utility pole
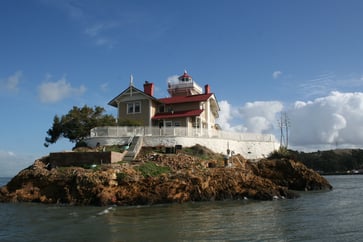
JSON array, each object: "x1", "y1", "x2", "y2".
[
  {"x1": 278, "y1": 113, "x2": 284, "y2": 149},
  {"x1": 278, "y1": 112, "x2": 290, "y2": 149},
  {"x1": 283, "y1": 112, "x2": 290, "y2": 149}
]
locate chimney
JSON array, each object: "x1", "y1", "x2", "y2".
[
  {"x1": 204, "y1": 84, "x2": 211, "y2": 94},
  {"x1": 144, "y1": 81, "x2": 154, "y2": 96}
]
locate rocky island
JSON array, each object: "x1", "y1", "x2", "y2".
[{"x1": 0, "y1": 145, "x2": 332, "y2": 206}]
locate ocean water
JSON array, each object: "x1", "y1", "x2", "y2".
[{"x1": 0, "y1": 175, "x2": 362, "y2": 242}]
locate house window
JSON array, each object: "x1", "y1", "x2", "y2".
[
  {"x1": 159, "y1": 105, "x2": 165, "y2": 113},
  {"x1": 193, "y1": 117, "x2": 200, "y2": 128},
  {"x1": 127, "y1": 101, "x2": 141, "y2": 114},
  {"x1": 174, "y1": 121, "x2": 181, "y2": 127},
  {"x1": 165, "y1": 121, "x2": 172, "y2": 127}
]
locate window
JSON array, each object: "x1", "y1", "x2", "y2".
[
  {"x1": 159, "y1": 105, "x2": 165, "y2": 113},
  {"x1": 174, "y1": 121, "x2": 181, "y2": 127},
  {"x1": 134, "y1": 102, "x2": 140, "y2": 113},
  {"x1": 165, "y1": 121, "x2": 172, "y2": 127},
  {"x1": 126, "y1": 101, "x2": 141, "y2": 114}
]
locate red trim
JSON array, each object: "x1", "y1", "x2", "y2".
[
  {"x1": 152, "y1": 109, "x2": 203, "y2": 120},
  {"x1": 179, "y1": 71, "x2": 191, "y2": 79},
  {"x1": 158, "y1": 93, "x2": 212, "y2": 104}
]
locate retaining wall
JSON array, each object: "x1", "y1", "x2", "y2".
[
  {"x1": 48, "y1": 151, "x2": 125, "y2": 167},
  {"x1": 85, "y1": 136, "x2": 279, "y2": 159}
]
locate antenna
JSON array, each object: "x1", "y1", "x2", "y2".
[
  {"x1": 130, "y1": 74, "x2": 133, "y2": 96},
  {"x1": 130, "y1": 74, "x2": 134, "y2": 86}
]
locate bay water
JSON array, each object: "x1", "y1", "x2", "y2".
[{"x1": 0, "y1": 175, "x2": 362, "y2": 242}]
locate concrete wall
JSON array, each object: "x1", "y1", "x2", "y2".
[
  {"x1": 85, "y1": 136, "x2": 279, "y2": 159},
  {"x1": 85, "y1": 137, "x2": 130, "y2": 147},
  {"x1": 142, "y1": 136, "x2": 278, "y2": 159},
  {"x1": 48, "y1": 151, "x2": 125, "y2": 167}
]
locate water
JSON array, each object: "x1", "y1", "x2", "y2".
[{"x1": 0, "y1": 175, "x2": 362, "y2": 242}]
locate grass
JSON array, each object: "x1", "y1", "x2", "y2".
[
  {"x1": 104, "y1": 145, "x2": 127, "y2": 153},
  {"x1": 135, "y1": 162, "x2": 170, "y2": 177}
]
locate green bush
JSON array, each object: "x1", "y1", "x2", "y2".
[
  {"x1": 268, "y1": 146, "x2": 291, "y2": 159},
  {"x1": 103, "y1": 145, "x2": 126, "y2": 152},
  {"x1": 116, "y1": 172, "x2": 127, "y2": 183},
  {"x1": 74, "y1": 140, "x2": 89, "y2": 149}
]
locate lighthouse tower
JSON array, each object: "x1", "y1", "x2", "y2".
[{"x1": 167, "y1": 71, "x2": 203, "y2": 97}]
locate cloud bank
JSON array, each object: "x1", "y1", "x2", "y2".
[
  {"x1": 217, "y1": 100, "x2": 283, "y2": 134},
  {"x1": 290, "y1": 91, "x2": 363, "y2": 149},
  {"x1": 218, "y1": 91, "x2": 363, "y2": 151},
  {"x1": 38, "y1": 75, "x2": 86, "y2": 103}
]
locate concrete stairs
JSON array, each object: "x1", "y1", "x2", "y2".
[{"x1": 123, "y1": 136, "x2": 143, "y2": 161}]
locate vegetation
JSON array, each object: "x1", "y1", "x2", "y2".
[
  {"x1": 44, "y1": 105, "x2": 116, "y2": 147},
  {"x1": 183, "y1": 144, "x2": 224, "y2": 160},
  {"x1": 283, "y1": 149, "x2": 363, "y2": 173},
  {"x1": 116, "y1": 172, "x2": 127, "y2": 183},
  {"x1": 136, "y1": 162, "x2": 170, "y2": 177},
  {"x1": 268, "y1": 146, "x2": 292, "y2": 159},
  {"x1": 103, "y1": 145, "x2": 127, "y2": 153},
  {"x1": 117, "y1": 119, "x2": 142, "y2": 126}
]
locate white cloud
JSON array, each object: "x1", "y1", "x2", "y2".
[
  {"x1": 84, "y1": 22, "x2": 118, "y2": 47},
  {"x1": 0, "y1": 70, "x2": 22, "y2": 92},
  {"x1": 100, "y1": 83, "x2": 109, "y2": 92},
  {"x1": 289, "y1": 91, "x2": 363, "y2": 149},
  {"x1": 84, "y1": 23, "x2": 105, "y2": 37},
  {"x1": 298, "y1": 72, "x2": 336, "y2": 98},
  {"x1": 166, "y1": 75, "x2": 179, "y2": 85},
  {"x1": 217, "y1": 100, "x2": 283, "y2": 134},
  {"x1": 238, "y1": 101, "x2": 284, "y2": 133},
  {"x1": 272, "y1": 70, "x2": 282, "y2": 79},
  {"x1": 217, "y1": 91, "x2": 363, "y2": 151},
  {"x1": 217, "y1": 100, "x2": 233, "y2": 131},
  {"x1": 38, "y1": 75, "x2": 86, "y2": 103}
]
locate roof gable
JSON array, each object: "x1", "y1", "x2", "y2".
[{"x1": 108, "y1": 86, "x2": 158, "y2": 107}]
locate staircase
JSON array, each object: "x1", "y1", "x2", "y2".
[{"x1": 123, "y1": 136, "x2": 143, "y2": 161}]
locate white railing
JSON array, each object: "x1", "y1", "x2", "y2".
[
  {"x1": 90, "y1": 126, "x2": 275, "y2": 142},
  {"x1": 168, "y1": 82, "x2": 202, "y2": 92}
]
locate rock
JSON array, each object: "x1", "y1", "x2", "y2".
[
  {"x1": 254, "y1": 158, "x2": 332, "y2": 191},
  {"x1": 0, "y1": 146, "x2": 332, "y2": 206}
]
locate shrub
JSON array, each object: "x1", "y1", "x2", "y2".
[
  {"x1": 116, "y1": 172, "x2": 127, "y2": 183},
  {"x1": 268, "y1": 147, "x2": 291, "y2": 159},
  {"x1": 73, "y1": 140, "x2": 89, "y2": 149}
]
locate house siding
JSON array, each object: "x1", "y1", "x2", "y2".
[{"x1": 118, "y1": 97, "x2": 153, "y2": 126}]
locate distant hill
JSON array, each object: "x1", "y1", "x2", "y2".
[{"x1": 288, "y1": 149, "x2": 363, "y2": 174}]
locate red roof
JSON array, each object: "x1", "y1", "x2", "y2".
[
  {"x1": 152, "y1": 109, "x2": 203, "y2": 120},
  {"x1": 179, "y1": 71, "x2": 191, "y2": 79},
  {"x1": 158, "y1": 93, "x2": 213, "y2": 104}
]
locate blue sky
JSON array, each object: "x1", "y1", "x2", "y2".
[{"x1": 2, "y1": 0, "x2": 363, "y2": 176}]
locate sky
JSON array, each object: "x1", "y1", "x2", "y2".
[{"x1": 2, "y1": 0, "x2": 363, "y2": 176}]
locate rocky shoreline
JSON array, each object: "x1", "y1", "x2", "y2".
[{"x1": 0, "y1": 145, "x2": 332, "y2": 206}]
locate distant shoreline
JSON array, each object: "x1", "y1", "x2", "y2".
[{"x1": 321, "y1": 172, "x2": 363, "y2": 176}]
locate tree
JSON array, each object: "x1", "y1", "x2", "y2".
[{"x1": 44, "y1": 105, "x2": 116, "y2": 147}]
